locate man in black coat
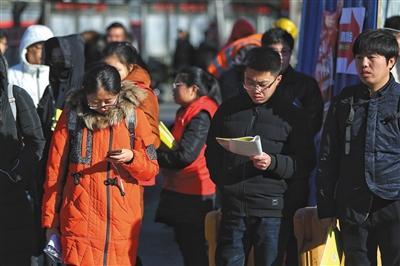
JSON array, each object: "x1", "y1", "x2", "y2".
[
  {"x1": 262, "y1": 29, "x2": 323, "y2": 136},
  {"x1": 262, "y1": 28, "x2": 323, "y2": 266},
  {"x1": 173, "y1": 30, "x2": 195, "y2": 74},
  {"x1": 206, "y1": 47, "x2": 315, "y2": 266},
  {"x1": 0, "y1": 54, "x2": 45, "y2": 264}
]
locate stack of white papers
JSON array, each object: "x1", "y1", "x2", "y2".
[{"x1": 216, "y1": 135, "x2": 263, "y2": 156}]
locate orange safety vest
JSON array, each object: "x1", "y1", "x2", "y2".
[{"x1": 207, "y1": 33, "x2": 262, "y2": 78}]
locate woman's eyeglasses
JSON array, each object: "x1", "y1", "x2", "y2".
[
  {"x1": 173, "y1": 82, "x2": 184, "y2": 89},
  {"x1": 243, "y1": 76, "x2": 278, "y2": 93},
  {"x1": 87, "y1": 96, "x2": 118, "y2": 110}
]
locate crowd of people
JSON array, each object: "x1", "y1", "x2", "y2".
[{"x1": 0, "y1": 15, "x2": 400, "y2": 266}]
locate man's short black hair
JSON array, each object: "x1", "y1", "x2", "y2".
[
  {"x1": 106, "y1": 22, "x2": 128, "y2": 35},
  {"x1": 384, "y1": 16, "x2": 400, "y2": 31},
  {"x1": 352, "y1": 29, "x2": 398, "y2": 61},
  {"x1": 244, "y1": 47, "x2": 281, "y2": 75},
  {"x1": 261, "y1": 28, "x2": 294, "y2": 51}
]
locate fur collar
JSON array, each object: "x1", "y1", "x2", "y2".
[{"x1": 67, "y1": 80, "x2": 147, "y2": 130}]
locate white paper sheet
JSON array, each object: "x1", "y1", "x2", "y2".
[{"x1": 216, "y1": 135, "x2": 263, "y2": 156}]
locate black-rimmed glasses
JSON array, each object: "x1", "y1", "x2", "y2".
[{"x1": 243, "y1": 76, "x2": 278, "y2": 93}]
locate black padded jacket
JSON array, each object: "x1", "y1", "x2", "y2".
[{"x1": 206, "y1": 92, "x2": 315, "y2": 217}]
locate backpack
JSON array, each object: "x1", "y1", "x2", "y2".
[{"x1": 67, "y1": 109, "x2": 136, "y2": 153}]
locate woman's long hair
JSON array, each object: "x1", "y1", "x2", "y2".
[
  {"x1": 103, "y1": 42, "x2": 150, "y2": 75},
  {"x1": 175, "y1": 66, "x2": 222, "y2": 105},
  {"x1": 82, "y1": 63, "x2": 121, "y2": 96}
]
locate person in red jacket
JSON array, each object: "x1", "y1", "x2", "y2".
[
  {"x1": 156, "y1": 66, "x2": 221, "y2": 266},
  {"x1": 104, "y1": 41, "x2": 160, "y2": 149},
  {"x1": 42, "y1": 64, "x2": 159, "y2": 266}
]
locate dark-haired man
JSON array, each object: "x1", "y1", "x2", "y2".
[
  {"x1": 206, "y1": 47, "x2": 315, "y2": 266},
  {"x1": 262, "y1": 28, "x2": 323, "y2": 137},
  {"x1": 106, "y1": 22, "x2": 129, "y2": 43},
  {"x1": 318, "y1": 29, "x2": 400, "y2": 265},
  {"x1": 262, "y1": 28, "x2": 323, "y2": 266}
]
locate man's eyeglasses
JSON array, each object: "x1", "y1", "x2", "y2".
[
  {"x1": 87, "y1": 96, "x2": 118, "y2": 110},
  {"x1": 243, "y1": 76, "x2": 278, "y2": 92}
]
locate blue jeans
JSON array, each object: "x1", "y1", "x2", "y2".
[{"x1": 216, "y1": 213, "x2": 281, "y2": 266}]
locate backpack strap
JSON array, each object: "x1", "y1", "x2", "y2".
[
  {"x1": 68, "y1": 109, "x2": 78, "y2": 133},
  {"x1": 344, "y1": 96, "x2": 354, "y2": 155},
  {"x1": 68, "y1": 109, "x2": 136, "y2": 150},
  {"x1": 126, "y1": 111, "x2": 136, "y2": 149},
  {"x1": 8, "y1": 83, "x2": 17, "y2": 121}
]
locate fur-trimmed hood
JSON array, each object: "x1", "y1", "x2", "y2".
[{"x1": 66, "y1": 80, "x2": 147, "y2": 130}]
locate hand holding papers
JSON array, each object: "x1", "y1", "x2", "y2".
[{"x1": 216, "y1": 135, "x2": 263, "y2": 156}]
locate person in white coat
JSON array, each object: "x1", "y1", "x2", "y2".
[{"x1": 8, "y1": 25, "x2": 54, "y2": 106}]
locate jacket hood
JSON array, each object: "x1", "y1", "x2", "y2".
[
  {"x1": 227, "y1": 18, "x2": 255, "y2": 45},
  {"x1": 43, "y1": 34, "x2": 85, "y2": 109},
  {"x1": 19, "y1": 25, "x2": 54, "y2": 73},
  {"x1": 67, "y1": 80, "x2": 147, "y2": 130}
]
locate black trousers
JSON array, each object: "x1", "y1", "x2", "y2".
[
  {"x1": 173, "y1": 223, "x2": 209, "y2": 266},
  {"x1": 339, "y1": 200, "x2": 400, "y2": 266}
]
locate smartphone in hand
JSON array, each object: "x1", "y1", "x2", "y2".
[{"x1": 107, "y1": 149, "x2": 122, "y2": 157}]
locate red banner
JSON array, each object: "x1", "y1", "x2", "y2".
[
  {"x1": 336, "y1": 7, "x2": 365, "y2": 75},
  {"x1": 314, "y1": 11, "x2": 340, "y2": 105}
]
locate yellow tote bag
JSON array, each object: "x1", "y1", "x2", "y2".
[
  {"x1": 51, "y1": 108, "x2": 63, "y2": 131},
  {"x1": 320, "y1": 227, "x2": 343, "y2": 266}
]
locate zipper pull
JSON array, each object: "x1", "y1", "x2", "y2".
[
  {"x1": 71, "y1": 172, "x2": 82, "y2": 185},
  {"x1": 104, "y1": 177, "x2": 125, "y2": 197},
  {"x1": 117, "y1": 178, "x2": 126, "y2": 197}
]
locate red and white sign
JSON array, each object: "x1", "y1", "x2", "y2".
[
  {"x1": 336, "y1": 7, "x2": 365, "y2": 75},
  {"x1": 315, "y1": 11, "x2": 340, "y2": 105}
]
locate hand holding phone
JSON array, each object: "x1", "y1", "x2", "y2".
[
  {"x1": 107, "y1": 149, "x2": 122, "y2": 157},
  {"x1": 106, "y1": 149, "x2": 133, "y2": 164}
]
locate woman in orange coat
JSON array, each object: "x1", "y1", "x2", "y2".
[
  {"x1": 104, "y1": 42, "x2": 160, "y2": 148},
  {"x1": 42, "y1": 64, "x2": 159, "y2": 266}
]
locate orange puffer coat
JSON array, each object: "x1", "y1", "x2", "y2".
[{"x1": 42, "y1": 81, "x2": 159, "y2": 266}]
